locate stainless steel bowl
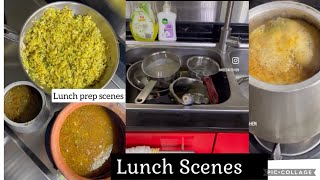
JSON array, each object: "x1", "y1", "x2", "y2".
[
  {"x1": 187, "y1": 56, "x2": 220, "y2": 79},
  {"x1": 142, "y1": 51, "x2": 181, "y2": 81},
  {"x1": 4, "y1": 81, "x2": 49, "y2": 133},
  {"x1": 6, "y1": 2, "x2": 119, "y2": 94},
  {"x1": 170, "y1": 77, "x2": 209, "y2": 105},
  {"x1": 249, "y1": 1, "x2": 320, "y2": 144}
]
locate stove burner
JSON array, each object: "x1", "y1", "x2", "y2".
[
  {"x1": 256, "y1": 134, "x2": 320, "y2": 156},
  {"x1": 250, "y1": 133, "x2": 320, "y2": 159}
]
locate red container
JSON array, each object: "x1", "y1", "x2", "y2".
[{"x1": 126, "y1": 132, "x2": 249, "y2": 153}]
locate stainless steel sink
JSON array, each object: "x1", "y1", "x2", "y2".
[
  {"x1": 126, "y1": 46, "x2": 231, "y2": 104},
  {"x1": 125, "y1": 42, "x2": 249, "y2": 131}
]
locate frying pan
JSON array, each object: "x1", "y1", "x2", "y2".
[
  {"x1": 134, "y1": 51, "x2": 181, "y2": 104},
  {"x1": 4, "y1": 2, "x2": 119, "y2": 94}
]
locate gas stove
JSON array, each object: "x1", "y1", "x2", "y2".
[{"x1": 250, "y1": 133, "x2": 320, "y2": 160}]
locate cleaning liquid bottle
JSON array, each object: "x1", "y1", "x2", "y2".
[
  {"x1": 130, "y1": 1, "x2": 158, "y2": 42},
  {"x1": 157, "y1": 1, "x2": 177, "y2": 41}
]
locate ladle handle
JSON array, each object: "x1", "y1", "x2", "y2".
[
  {"x1": 134, "y1": 80, "x2": 157, "y2": 104},
  {"x1": 4, "y1": 25, "x2": 19, "y2": 43},
  {"x1": 203, "y1": 77, "x2": 219, "y2": 104}
]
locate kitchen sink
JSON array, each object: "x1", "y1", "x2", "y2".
[
  {"x1": 126, "y1": 42, "x2": 249, "y2": 131},
  {"x1": 126, "y1": 47, "x2": 231, "y2": 104}
]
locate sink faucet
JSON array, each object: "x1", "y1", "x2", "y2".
[{"x1": 218, "y1": 1, "x2": 242, "y2": 52}]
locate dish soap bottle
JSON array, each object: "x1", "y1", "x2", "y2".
[
  {"x1": 130, "y1": 1, "x2": 158, "y2": 42},
  {"x1": 157, "y1": 1, "x2": 177, "y2": 41}
]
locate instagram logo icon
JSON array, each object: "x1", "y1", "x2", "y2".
[{"x1": 232, "y1": 57, "x2": 239, "y2": 64}]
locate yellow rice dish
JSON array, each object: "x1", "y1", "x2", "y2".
[{"x1": 22, "y1": 7, "x2": 108, "y2": 89}]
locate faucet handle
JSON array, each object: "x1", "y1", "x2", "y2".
[
  {"x1": 226, "y1": 35, "x2": 241, "y2": 48},
  {"x1": 229, "y1": 35, "x2": 240, "y2": 41}
]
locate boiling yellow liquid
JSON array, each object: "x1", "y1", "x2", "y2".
[{"x1": 249, "y1": 17, "x2": 320, "y2": 84}]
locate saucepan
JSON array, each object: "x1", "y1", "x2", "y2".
[
  {"x1": 187, "y1": 56, "x2": 220, "y2": 104},
  {"x1": 127, "y1": 61, "x2": 169, "y2": 94},
  {"x1": 170, "y1": 77, "x2": 209, "y2": 105},
  {"x1": 134, "y1": 51, "x2": 181, "y2": 104}
]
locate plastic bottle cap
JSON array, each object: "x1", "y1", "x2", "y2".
[{"x1": 163, "y1": 1, "x2": 171, "y2": 12}]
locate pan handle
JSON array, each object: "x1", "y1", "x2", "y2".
[
  {"x1": 134, "y1": 80, "x2": 157, "y2": 104},
  {"x1": 203, "y1": 77, "x2": 219, "y2": 104},
  {"x1": 4, "y1": 25, "x2": 19, "y2": 43}
]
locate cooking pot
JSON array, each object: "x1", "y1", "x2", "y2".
[
  {"x1": 127, "y1": 61, "x2": 168, "y2": 94},
  {"x1": 51, "y1": 103, "x2": 125, "y2": 180},
  {"x1": 169, "y1": 77, "x2": 209, "y2": 105},
  {"x1": 249, "y1": 1, "x2": 320, "y2": 144},
  {"x1": 134, "y1": 51, "x2": 181, "y2": 104},
  {"x1": 187, "y1": 56, "x2": 220, "y2": 104},
  {"x1": 4, "y1": 81, "x2": 49, "y2": 133}
]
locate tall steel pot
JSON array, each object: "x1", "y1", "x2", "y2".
[{"x1": 249, "y1": 1, "x2": 320, "y2": 144}]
